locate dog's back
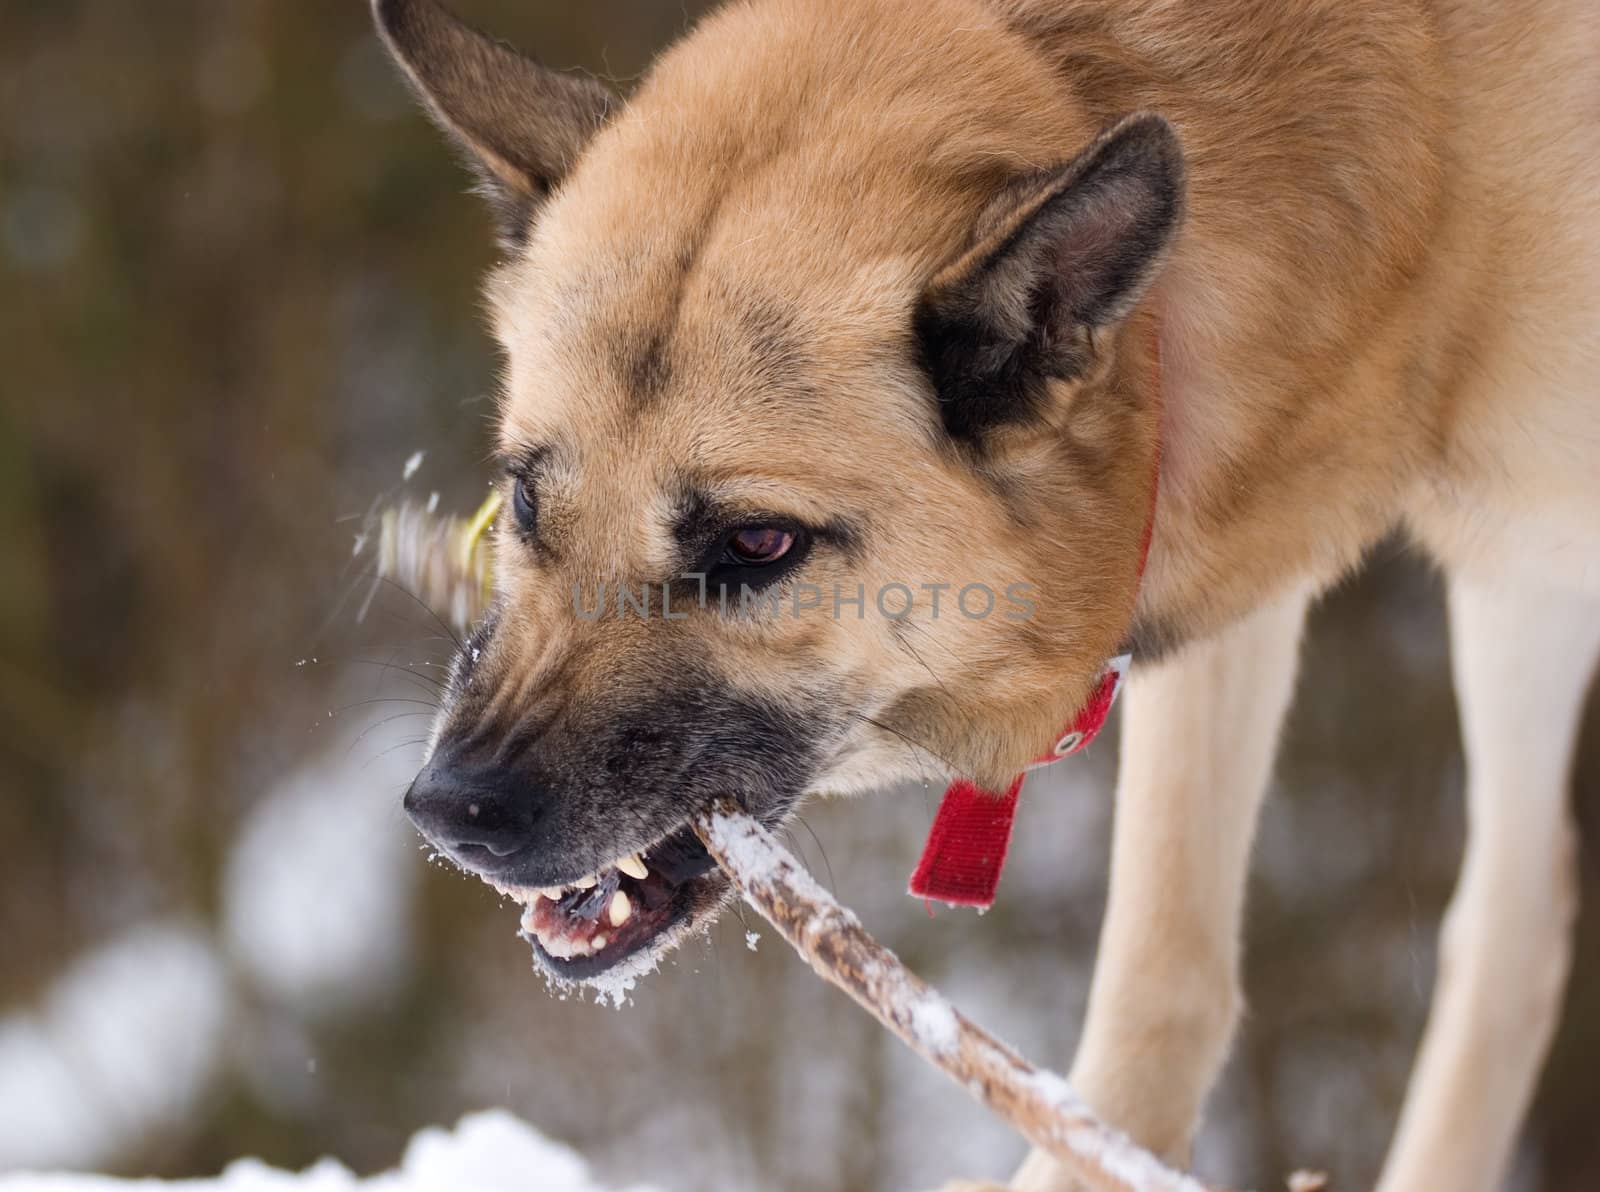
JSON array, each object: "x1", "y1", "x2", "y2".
[
  {"x1": 992, "y1": 0, "x2": 1600, "y2": 618},
  {"x1": 1407, "y1": 0, "x2": 1600, "y2": 591}
]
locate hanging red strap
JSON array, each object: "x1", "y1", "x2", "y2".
[{"x1": 907, "y1": 657, "x2": 1127, "y2": 906}]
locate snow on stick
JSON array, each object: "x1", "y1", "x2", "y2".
[{"x1": 694, "y1": 798, "x2": 1226, "y2": 1192}]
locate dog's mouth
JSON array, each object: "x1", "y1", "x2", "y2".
[{"x1": 492, "y1": 823, "x2": 732, "y2": 983}]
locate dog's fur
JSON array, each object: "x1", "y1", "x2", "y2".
[{"x1": 373, "y1": 0, "x2": 1600, "y2": 1187}]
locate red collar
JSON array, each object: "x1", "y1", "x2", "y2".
[{"x1": 907, "y1": 317, "x2": 1161, "y2": 909}]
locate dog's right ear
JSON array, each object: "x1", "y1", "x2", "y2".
[
  {"x1": 916, "y1": 114, "x2": 1183, "y2": 443},
  {"x1": 372, "y1": 0, "x2": 614, "y2": 247}
]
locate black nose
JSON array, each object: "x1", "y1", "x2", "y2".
[{"x1": 403, "y1": 753, "x2": 536, "y2": 870}]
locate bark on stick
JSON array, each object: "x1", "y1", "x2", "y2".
[{"x1": 694, "y1": 798, "x2": 1230, "y2": 1192}]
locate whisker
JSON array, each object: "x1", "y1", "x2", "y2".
[
  {"x1": 368, "y1": 606, "x2": 465, "y2": 650},
  {"x1": 853, "y1": 711, "x2": 960, "y2": 778},
  {"x1": 293, "y1": 652, "x2": 451, "y2": 687},
  {"x1": 791, "y1": 813, "x2": 838, "y2": 896},
  {"x1": 368, "y1": 640, "x2": 405, "y2": 702},
  {"x1": 327, "y1": 565, "x2": 471, "y2": 652},
  {"x1": 326, "y1": 696, "x2": 440, "y2": 716},
  {"x1": 344, "y1": 658, "x2": 449, "y2": 696},
  {"x1": 361, "y1": 737, "x2": 432, "y2": 767},
  {"x1": 292, "y1": 659, "x2": 444, "y2": 708},
  {"x1": 343, "y1": 711, "x2": 441, "y2": 760},
  {"x1": 896, "y1": 616, "x2": 967, "y2": 669},
  {"x1": 892, "y1": 627, "x2": 985, "y2": 756},
  {"x1": 818, "y1": 609, "x2": 967, "y2": 781},
  {"x1": 360, "y1": 570, "x2": 469, "y2": 650}
]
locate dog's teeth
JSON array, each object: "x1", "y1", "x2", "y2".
[
  {"x1": 538, "y1": 886, "x2": 563, "y2": 900},
  {"x1": 617, "y1": 853, "x2": 648, "y2": 880},
  {"x1": 592, "y1": 933, "x2": 607, "y2": 950},
  {"x1": 572, "y1": 874, "x2": 598, "y2": 890},
  {"x1": 608, "y1": 889, "x2": 631, "y2": 927}
]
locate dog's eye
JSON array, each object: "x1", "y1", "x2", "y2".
[
  {"x1": 702, "y1": 520, "x2": 813, "y2": 598},
  {"x1": 511, "y1": 472, "x2": 536, "y2": 531},
  {"x1": 726, "y1": 526, "x2": 796, "y2": 566}
]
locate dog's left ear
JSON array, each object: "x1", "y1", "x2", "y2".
[
  {"x1": 916, "y1": 113, "x2": 1184, "y2": 441},
  {"x1": 372, "y1": 0, "x2": 615, "y2": 247}
]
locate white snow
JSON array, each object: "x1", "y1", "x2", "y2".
[
  {"x1": 700, "y1": 811, "x2": 858, "y2": 934},
  {"x1": 400, "y1": 451, "x2": 424, "y2": 481},
  {"x1": 1024, "y1": 1070, "x2": 1213, "y2": 1192},
  {"x1": 0, "y1": 685, "x2": 435, "y2": 1176},
  {"x1": 0, "y1": 1111, "x2": 660, "y2": 1192},
  {"x1": 905, "y1": 991, "x2": 960, "y2": 1057},
  {"x1": 0, "y1": 924, "x2": 228, "y2": 1172},
  {"x1": 221, "y1": 745, "x2": 419, "y2": 1014}
]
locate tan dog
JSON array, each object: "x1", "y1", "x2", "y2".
[{"x1": 372, "y1": 0, "x2": 1600, "y2": 1187}]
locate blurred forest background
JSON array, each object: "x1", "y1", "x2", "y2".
[{"x1": 2, "y1": 1, "x2": 1598, "y2": 1189}]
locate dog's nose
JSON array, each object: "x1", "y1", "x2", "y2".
[{"x1": 403, "y1": 754, "x2": 535, "y2": 867}]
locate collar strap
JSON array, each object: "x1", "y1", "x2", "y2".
[
  {"x1": 906, "y1": 654, "x2": 1131, "y2": 907},
  {"x1": 907, "y1": 316, "x2": 1161, "y2": 909}
]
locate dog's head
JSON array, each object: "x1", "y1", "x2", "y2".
[{"x1": 375, "y1": 0, "x2": 1182, "y2": 982}]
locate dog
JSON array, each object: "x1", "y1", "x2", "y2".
[{"x1": 371, "y1": 0, "x2": 1600, "y2": 1187}]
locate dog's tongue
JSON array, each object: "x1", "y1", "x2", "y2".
[
  {"x1": 522, "y1": 873, "x2": 626, "y2": 959},
  {"x1": 908, "y1": 657, "x2": 1129, "y2": 908}
]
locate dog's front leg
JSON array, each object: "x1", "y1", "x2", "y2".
[{"x1": 1011, "y1": 584, "x2": 1313, "y2": 1190}]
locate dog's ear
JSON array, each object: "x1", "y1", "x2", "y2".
[
  {"x1": 372, "y1": 0, "x2": 615, "y2": 247},
  {"x1": 916, "y1": 113, "x2": 1183, "y2": 441}
]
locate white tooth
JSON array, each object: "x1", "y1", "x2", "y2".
[
  {"x1": 537, "y1": 932, "x2": 569, "y2": 957},
  {"x1": 617, "y1": 853, "x2": 648, "y2": 880},
  {"x1": 538, "y1": 887, "x2": 563, "y2": 900},
  {"x1": 608, "y1": 889, "x2": 632, "y2": 927},
  {"x1": 572, "y1": 874, "x2": 598, "y2": 890},
  {"x1": 592, "y1": 934, "x2": 608, "y2": 950}
]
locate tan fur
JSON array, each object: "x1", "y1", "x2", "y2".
[
  {"x1": 481, "y1": 0, "x2": 1137, "y2": 787},
  {"x1": 476, "y1": 0, "x2": 1600, "y2": 789},
  {"x1": 375, "y1": 0, "x2": 1600, "y2": 1185}
]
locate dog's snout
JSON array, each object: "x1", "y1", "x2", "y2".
[{"x1": 404, "y1": 755, "x2": 535, "y2": 868}]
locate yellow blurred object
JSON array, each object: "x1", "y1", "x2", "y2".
[{"x1": 376, "y1": 490, "x2": 500, "y2": 634}]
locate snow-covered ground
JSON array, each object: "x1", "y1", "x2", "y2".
[
  {"x1": 0, "y1": 925, "x2": 229, "y2": 1172},
  {"x1": 0, "y1": 1112, "x2": 658, "y2": 1192},
  {"x1": 0, "y1": 693, "x2": 426, "y2": 1175}
]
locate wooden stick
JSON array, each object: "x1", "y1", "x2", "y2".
[
  {"x1": 376, "y1": 494, "x2": 1298, "y2": 1192},
  {"x1": 694, "y1": 799, "x2": 1229, "y2": 1192}
]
